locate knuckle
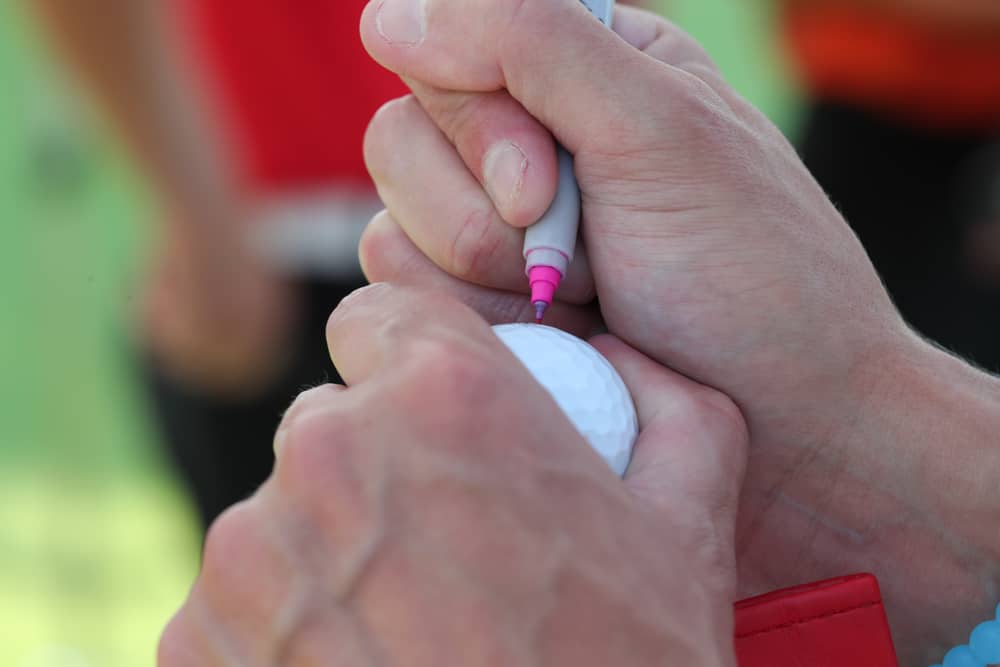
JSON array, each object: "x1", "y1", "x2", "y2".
[
  {"x1": 201, "y1": 502, "x2": 262, "y2": 585},
  {"x1": 420, "y1": 92, "x2": 487, "y2": 147},
  {"x1": 594, "y1": 71, "x2": 752, "y2": 183},
  {"x1": 358, "y1": 212, "x2": 429, "y2": 285},
  {"x1": 157, "y1": 612, "x2": 195, "y2": 667},
  {"x1": 644, "y1": 17, "x2": 710, "y2": 64},
  {"x1": 389, "y1": 341, "x2": 504, "y2": 451},
  {"x1": 502, "y1": 0, "x2": 529, "y2": 18},
  {"x1": 274, "y1": 407, "x2": 349, "y2": 499},
  {"x1": 447, "y1": 206, "x2": 506, "y2": 279},
  {"x1": 279, "y1": 385, "x2": 341, "y2": 436},
  {"x1": 672, "y1": 76, "x2": 745, "y2": 148},
  {"x1": 668, "y1": 72, "x2": 720, "y2": 116},
  {"x1": 273, "y1": 608, "x2": 346, "y2": 666},
  {"x1": 399, "y1": 331, "x2": 478, "y2": 384},
  {"x1": 196, "y1": 499, "x2": 312, "y2": 658},
  {"x1": 198, "y1": 501, "x2": 275, "y2": 620},
  {"x1": 363, "y1": 95, "x2": 421, "y2": 180},
  {"x1": 690, "y1": 388, "x2": 749, "y2": 447},
  {"x1": 680, "y1": 62, "x2": 724, "y2": 91},
  {"x1": 358, "y1": 211, "x2": 396, "y2": 280},
  {"x1": 326, "y1": 283, "x2": 391, "y2": 341},
  {"x1": 586, "y1": 71, "x2": 735, "y2": 169},
  {"x1": 410, "y1": 337, "x2": 499, "y2": 405}
]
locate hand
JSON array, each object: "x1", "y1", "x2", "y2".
[
  {"x1": 138, "y1": 216, "x2": 299, "y2": 396},
  {"x1": 359, "y1": 1, "x2": 903, "y2": 447},
  {"x1": 158, "y1": 284, "x2": 748, "y2": 666},
  {"x1": 357, "y1": 1, "x2": 1000, "y2": 662}
]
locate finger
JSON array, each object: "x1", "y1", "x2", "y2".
[
  {"x1": 405, "y1": 79, "x2": 559, "y2": 228},
  {"x1": 323, "y1": 283, "x2": 600, "y2": 479},
  {"x1": 590, "y1": 335, "x2": 748, "y2": 524},
  {"x1": 396, "y1": 7, "x2": 729, "y2": 220},
  {"x1": 325, "y1": 283, "x2": 500, "y2": 388},
  {"x1": 360, "y1": 209, "x2": 602, "y2": 337},
  {"x1": 160, "y1": 500, "x2": 300, "y2": 666},
  {"x1": 274, "y1": 384, "x2": 348, "y2": 457},
  {"x1": 159, "y1": 605, "x2": 227, "y2": 666},
  {"x1": 361, "y1": 0, "x2": 657, "y2": 151},
  {"x1": 364, "y1": 95, "x2": 594, "y2": 302},
  {"x1": 612, "y1": 6, "x2": 766, "y2": 124},
  {"x1": 361, "y1": 0, "x2": 729, "y2": 152},
  {"x1": 613, "y1": 5, "x2": 715, "y2": 73}
]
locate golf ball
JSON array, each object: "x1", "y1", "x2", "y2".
[{"x1": 492, "y1": 323, "x2": 637, "y2": 476}]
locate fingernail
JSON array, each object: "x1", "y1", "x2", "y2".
[
  {"x1": 375, "y1": 0, "x2": 427, "y2": 46},
  {"x1": 483, "y1": 141, "x2": 528, "y2": 211}
]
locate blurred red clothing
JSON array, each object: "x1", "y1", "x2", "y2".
[
  {"x1": 177, "y1": 0, "x2": 407, "y2": 191},
  {"x1": 782, "y1": 4, "x2": 1000, "y2": 130}
]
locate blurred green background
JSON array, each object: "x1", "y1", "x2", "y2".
[{"x1": 0, "y1": 1, "x2": 796, "y2": 665}]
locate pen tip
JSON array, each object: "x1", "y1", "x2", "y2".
[{"x1": 534, "y1": 301, "x2": 547, "y2": 323}]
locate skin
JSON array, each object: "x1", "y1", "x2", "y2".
[
  {"x1": 27, "y1": 0, "x2": 299, "y2": 396},
  {"x1": 158, "y1": 284, "x2": 749, "y2": 666},
  {"x1": 355, "y1": 1, "x2": 1000, "y2": 664}
]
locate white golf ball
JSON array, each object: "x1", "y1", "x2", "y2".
[{"x1": 492, "y1": 323, "x2": 638, "y2": 476}]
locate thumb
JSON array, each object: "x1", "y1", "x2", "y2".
[
  {"x1": 590, "y1": 335, "x2": 748, "y2": 544},
  {"x1": 360, "y1": 0, "x2": 669, "y2": 153}
]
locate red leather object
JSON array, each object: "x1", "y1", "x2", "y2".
[{"x1": 734, "y1": 574, "x2": 899, "y2": 666}]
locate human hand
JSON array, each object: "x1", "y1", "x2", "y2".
[
  {"x1": 360, "y1": 0, "x2": 903, "y2": 448},
  {"x1": 357, "y1": 1, "x2": 1000, "y2": 662},
  {"x1": 158, "y1": 284, "x2": 748, "y2": 666},
  {"x1": 139, "y1": 216, "x2": 299, "y2": 396}
]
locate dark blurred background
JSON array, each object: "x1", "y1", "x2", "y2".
[{"x1": 2, "y1": 0, "x2": 998, "y2": 665}]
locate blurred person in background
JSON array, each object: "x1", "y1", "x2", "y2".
[
  {"x1": 29, "y1": 0, "x2": 650, "y2": 533},
  {"x1": 28, "y1": 0, "x2": 407, "y2": 530},
  {"x1": 779, "y1": 0, "x2": 1000, "y2": 368}
]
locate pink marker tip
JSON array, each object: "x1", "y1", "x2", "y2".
[
  {"x1": 527, "y1": 265, "x2": 562, "y2": 323},
  {"x1": 534, "y1": 301, "x2": 547, "y2": 323}
]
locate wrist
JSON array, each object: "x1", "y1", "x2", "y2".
[
  {"x1": 838, "y1": 331, "x2": 1000, "y2": 661},
  {"x1": 849, "y1": 332, "x2": 1000, "y2": 557}
]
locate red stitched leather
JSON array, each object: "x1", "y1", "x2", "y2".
[
  {"x1": 734, "y1": 574, "x2": 899, "y2": 667},
  {"x1": 735, "y1": 600, "x2": 882, "y2": 640}
]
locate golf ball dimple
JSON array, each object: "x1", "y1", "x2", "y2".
[{"x1": 492, "y1": 323, "x2": 638, "y2": 476}]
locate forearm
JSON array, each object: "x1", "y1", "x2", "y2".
[
  {"x1": 749, "y1": 329, "x2": 1000, "y2": 589},
  {"x1": 26, "y1": 0, "x2": 237, "y2": 222},
  {"x1": 838, "y1": 334, "x2": 1000, "y2": 656},
  {"x1": 863, "y1": 338, "x2": 1000, "y2": 560}
]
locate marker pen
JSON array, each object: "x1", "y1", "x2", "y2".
[{"x1": 524, "y1": 0, "x2": 615, "y2": 322}]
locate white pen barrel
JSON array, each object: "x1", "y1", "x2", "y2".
[
  {"x1": 578, "y1": 0, "x2": 615, "y2": 27},
  {"x1": 523, "y1": 145, "x2": 579, "y2": 275},
  {"x1": 521, "y1": 0, "x2": 614, "y2": 278}
]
